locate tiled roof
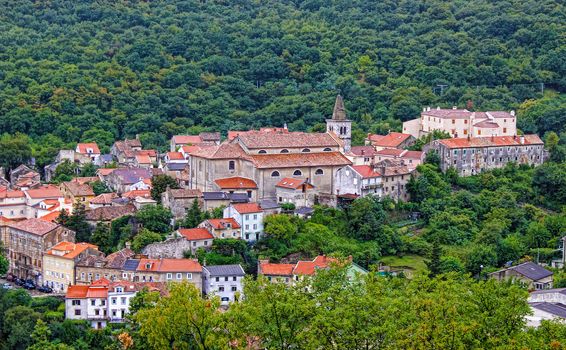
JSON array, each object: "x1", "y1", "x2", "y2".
[
  {"x1": 39, "y1": 211, "x2": 61, "y2": 222},
  {"x1": 473, "y1": 120, "x2": 500, "y2": 128},
  {"x1": 0, "y1": 216, "x2": 14, "y2": 224},
  {"x1": 422, "y1": 108, "x2": 471, "y2": 119},
  {"x1": 137, "y1": 258, "x2": 202, "y2": 272},
  {"x1": 46, "y1": 241, "x2": 98, "y2": 259},
  {"x1": 122, "y1": 190, "x2": 151, "y2": 199},
  {"x1": 136, "y1": 149, "x2": 157, "y2": 157},
  {"x1": 178, "y1": 228, "x2": 214, "y2": 241},
  {"x1": 509, "y1": 262, "x2": 553, "y2": 281},
  {"x1": 374, "y1": 160, "x2": 414, "y2": 176},
  {"x1": 10, "y1": 218, "x2": 60, "y2": 236},
  {"x1": 105, "y1": 248, "x2": 135, "y2": 268},
  {"x1": 135, "y1": 154, "x2": 152, "y2": 164},
  {"x1": 276, "y1": 178, "x2": 314, "y2": 190},
  {"x1": 111, "y1": 168, "x2": 152, "y2": 185},
  {"x1": 199, "y1": 132, "x2": 221, "y2": 142},
  {"x1": 97, "y1": 168, "x2": 116, "y2": 176},
  {"x1": 236, "y1": 131, "x2": 339, "y2": 149},
  {"x1": 0, "y1": 189, "x2": 25, "y2": 199},
  {"x1": 376, "y1": 148, "x2": 405, "y2": 156},
  {"x1": 368, "y1": 132, "x2": 413, "y2": 148},
  {"x1": 205, "y1": 218, "x2": 241, "y2": 229},
  {"x1": 172, "y1": 135, "x2": 203, "y2": 145},
  {"x1": 402, "y1": 151, "x2": 424, "y2": 159},
  {"x1": 351, "y1": 165, "x2": 381, "y2": 178},
  {"x1": 232, "y1": 203, "x2": 262, "y2": 214},
  {"x1": 72, "y1": 177, "x2": 99, "y2": 185},
  {"x1": 86, "y1": 286, "x2": 108, "y2": 299},
  {"x1": 260, "y1": 262, "x2": 294, "y2": 276},
  {"x1": 214, "y1": 177, "x2": 257, "y2": 189},
  {"x1": 438, "y1": 134, "x2": 543, "y2": 149},
  {"x1": 90, "y1": 192, "x2": 118, "y2": 204},
  {"x1": 227, "y1": 128, "x2": 289, "y2": 141},
  {"x1": 190, "y1": 143, "x2": 250, "y2": 160},
  {"x1": 169, "y1": 189, "x2": 202, "y2": 199},
  {"x1": 250, "y1": 152, "x2": 351, "y2": 169},
  {"x1": 85, "y1": 205, "x2": 136, "y2": 221},
  {"x1": 66, "y1": 285, "x2": 90, "y2": 298},
  {"x1": 529, "y1": 302, "x2": 566, "y2": 318},
  {"x1": 350, "y1": 146, "x2": 377, "y2": 157},
  {"x1": 61, "y1": 181, "x2": 95, "y2": 197},
  {"x1": 26, "y1": 185, "x2": 63, "y2": 198},
  {"x1": 76, "y1": 143, "x2": 100, "y2": 154},
  {"x1": 293, "y1": 256, "x2": 336, "y2": 275},
  {"x1": 166, "y1": 152, "x2": 185, "y2": 160},
  {"x1": 203, "y1": 264, "x2": 245, "y2": 277}
]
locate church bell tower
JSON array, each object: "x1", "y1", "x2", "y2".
[{"x1": 326, "y1": 94, "x2": 352, "y2": 152}]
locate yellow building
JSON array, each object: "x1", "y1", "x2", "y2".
[
  {"x1": 43, "y1": 242, "x2": 101, "y2": 292},
  {"x1": 59, "y1": 180, "x2": 95, "y2": 206}
]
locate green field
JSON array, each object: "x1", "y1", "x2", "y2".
[{"x1": 380, "y1": 255, "x2": 427, "y2": 276}]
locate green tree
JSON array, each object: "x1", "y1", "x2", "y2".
[
  {"x1": 426, "y1": 240, "x2": 442, "y2": 277},
  {"x1": 132, "y1": 228, "x2": 163, "y2": 253},
  {"x1": 0, "y1": 133, "x2": 32, "y2": 172},
  {"x1": 52, "y1": 159, "x2": 77, "y2": 183},
  {"x1": 264, "y1": 214, "x2": 297, "y2": 242},
  {"x1": 182, "y1": 199, "x2": 204, "y2": 228},
  {"x1": 150, "y1": 174, "x2": 179, "y2": 202},
  {"x1": 135, "y1": 205, "x2": 173, "y2": 234}
]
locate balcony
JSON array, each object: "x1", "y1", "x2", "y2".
[
  {"x1": 86, "y1": 314, "x2": 108, "y2": 320},
  {"x1": 362, "y1": 183, "x2": 382, "y2": 190}
]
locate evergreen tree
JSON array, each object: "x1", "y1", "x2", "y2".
[
  {"x1": 150, "y1": 174, "x2": 179, "y2": 202},
  {"x1": 183, "y1": 199, "x2": 204, "y2": 228},
  {"x1": 426, "y1": 240, "x2": 443, "y2": 277}
]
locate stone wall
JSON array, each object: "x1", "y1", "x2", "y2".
[{"x1": 142, "y1": 237, "x2": 192, "y2": 259}]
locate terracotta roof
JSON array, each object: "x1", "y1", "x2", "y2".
[
  {"x1": 205, "y1": 218, "x2": 241, "y2": 230},
  {"x1": 172, "y1": 135, "x2": 203, "y2": 145},
  {"x1": 40, "y1": 211, "x2": 61, "y2": 222},
  {"x1": 422, "y1": 108, "x2": 471, "y2": 119},
  {"x1": 180, "y1": 145, "x2": 201, "y2": 154},
  {"x1": 72, "y1": 177, "x2": 99, "y2": 185},
  {"x1": 169, "y1": 189, "x2": 202, "y2": 199},
  {"x1": 66, "y1": 285, "x2": 90, "y2": 298},
  {"x1": 473, "y1": 120, "x2": 500, "y2": 128},
  {"x1": 438, "y1": 134, "x2": 543, "y2": 149},
  {"x1": 76, "y1": 143, "x2": 100, "y2": 154},
  {"x1": 137, "y1": 258, "x2": 202, "y2": 272},
  {"x1": 97, "y1": 168, "x2": 116, "y2": 176},
  {"x1": 105, "y1": 248, "x2": 135, "y2": 269},
  {"x1": 90, "y1": 192, "x2": 118, "y2": 204},
  {"x1": 232, "y1": 203, "x2": 262, "y2": 214},
  {"x1": 61, "y1": 181, "x2": 95, "y2": 197},
  {"x1": 86, "y1": 286, "x2": 109, "y2": 299},
  {"x1": 376, "y1": 148, "x2": 405, "y2": 156},
  {"x1": 0, "y1": 189, "x2": 25, "y2": 199},
  {"x1": 85, "y1": 205, "x2": 136, "y2": 221},
  {"x1": 10, "y1": 218, "x2": 60, "y2": 236},
  {"x1": 135, "y1": 154, "x2": 152, "y2": 164},
  {"x1": 26, "y1": 185, "x2": 63, "y2": 199},
  {"x1": 250, "y1": 152, "x2": 351, "y2": 169},
  {"x1": 0, "y1": 216, "x2": 14, "y2": 224},
  {"x1": 236, "y1": 131, "x2": 338, "y2": 149},
  {"x1": 260, "y1": 262, "x2": 294, "y2": 276},
  {"x1": 368, "y1": 132, "x2": 413, "y2": 148},
  {"x1": 402, "y1": 151, "x2": 424, "y2": 159},
  {"x1": 293, "y1": 256, "x2": 337, "y2": 275},
  {"x1": 166, "y1": 152, "x2": 185, "y2": 160},
  {"x1": 122, "y1": 190, "x2": 151, "y2": 199},
  {"x1": 351, "y1": 165, "x2": 381, "y2": 178},
  {"x1": 276, "y1": 178, "x2": 314, "y2": 190},
  {"x1": 136, "y1": 149, "x2": 157, "y2": 157},
  {"x1": 46, "y1": 241, "x2": 98, "y2": 259},
  {"x1": 190, "y1": 143, "x2": 251, "y2": 160},
  {"x1": 214, "y1": 177, "x2": 257, "y2": 189},
  {"x1": 199, "y1": 132, "x2": 220, "y2": 142},
  {"x1": 178, "y1": 228, "x2": 214, "y2": 241},
  {"x1": 350, "y1": 146, "x2": 377, "y2": 157},
  {"x1": 227, "y1": 128, "x2": 288, "y2": 141}
]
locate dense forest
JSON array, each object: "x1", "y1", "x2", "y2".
[{"x1": 0, "y1": 0, "x2": 565, "y2": 168}]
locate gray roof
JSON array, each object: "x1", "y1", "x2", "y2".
[
  {"x1": 123, "y1": 259, "x2": 140, "y2": 271},
  {"x1": 202, "y1": 192, "x2": 249, "y2": 202},
  {"x1": 531, "y1": 288, "x2": 566, "y2": 296},
  {"x1": 259, "y1": 199, "x2": 280, "y2": 210},
  {"x1": 530, "y1": 302, "x2": 566, "y2": 318},
  {"x1": 166, "y1": 163, "x2": 187, "y2": 171},
  {"x1": 203, "y1": 264, "x2": 245, "y2": 277},
  {"x1": 113, "y1": 168, "x2": 152, "y2": 184},
  {"x1": 511, "y1": 262, "x2": 553, "y2": 281},
  {"x1": 295, "y1": 207, "x2": 314, "y2": 215},
  {"x1": 100, "y1": 154, "x2": 113, "y2": 162}
]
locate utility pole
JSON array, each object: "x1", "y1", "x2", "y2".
[
  {"x1": 540, "y1": 82, "x2": 544, "y2": 95},
  {"x1": 437, "y1": 84, "x2": 448, "y2": 96}
]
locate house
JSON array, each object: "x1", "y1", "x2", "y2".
[
  {"x1": 527, "y1": 288, "x2": 566, "y2": 327},
  {"x1": 176, "y1": 228, "x2": 214, "y2": 254},
  {"x1": 161, "y1": 188, "x2": 202, "y2": 220},
  {"x1": 59, "y1": 180, "x2": 95, "y2": 205},
  {"x1": 275, "y1": 177, "x2": 316, "y2": 208},
  {"x1": 134, "y1": 258, "x2": 203, "y2": 290},
  {"x1": 43, "y1": 242, "x2": 102, "y2": 292},
  {"x1": 96, "y1": 168, "x2": 116, "y2": 183},
  {"x1": 427, "y1": 134, "x2": 545, "y2": 176},
  {"x1": 257, "y1": 261, "x2": 294, "y2": 284},
  {"x1": 199, "y1": 218, "x2": 241, "y2": 239},
  {"x1": 365, "y1": 132, "x2": 415, "y2": 151},
  {"x1": 105, "y1": 168, "x2": 152, "y2": 193},
  {"x1": 25, "y1": 185, "x2": 67, "y2": 218},
  {"x1": 111, "y1": 139, "x2": 142, "y2": 165},
  {"x1": 402, "y1": 106, "x2": 518, "y2": 139},
  {"x1": 76, "y1": 143, "x2": 101, "y2": 164},
  {"x1": 374, "y1": 149, "x2": 424, "y2": 169},
  {"x1": 134, "y1": 154, "x2": 153, "y2": 169},
  {"x1": 75, "y1": 246, "x2": 135, "y2": 284},
  {"x1": 170, "y1": 132, "x2": 221, "y2": 151},
  {"x1": 347, "y1": 146, "x2": 376, "y2": 165},
  {"x1": 489, "y1": 261, "x2": 553, "y2": 290},
  {"x1": 84, "y1": 205, "x2": 136, "y2": 227},
  {"x1": 213, "y1": 177, "x2": 258, "y2": 201},
  {"x1": 202, "y1": 192, "x2": 249, "y2": 211},
  {"x1": 132, "y1": 196, "x2": 157, "y2": 210},
  {"x1": 223, "y1": 203, "x2": 264, "y2": 242},
  {"x1": 202, "y1": 264, "x2": 245, "y2": 305},
  {"x1": 89, "y1": 193, "x2": 118, "y2": 209},
  {"x1": 10, "y1": 165, "x2": 40, "y2": 189},
  {"x1": 107, "y1": 281, "x2": 166, "y2": 323},
  {"x1": 7, "y1": 218, "x2": 76, "y2": 284},
  {"x1": 0, "y1": 188, "x2": 26, "y2": 219}
]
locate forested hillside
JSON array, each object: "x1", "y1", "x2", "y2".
[{"x1": 0, "y1": 0, "x2": 564, "y2": 164}]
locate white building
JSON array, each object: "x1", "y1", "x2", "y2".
[
  {"x1": 527, "y1": 289, "x2": 566, "y2": 327},
  {"x1": 202, "y1": 264, "x2": 245, "y2": 306},
  {"x1": 223, "y1": 203, "x2": 264, "y2": 242}
]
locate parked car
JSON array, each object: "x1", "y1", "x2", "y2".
[
  {"x1": 37, "y1": 285, "x2": 53, "y2": 293},
  {"x1": 2, "y1": 283, "x2": 12, "y2": 290},
  {"x1": 23, "y1": 282, "x2": 35, "y2": 290},
  {"x1": 14, "y1": 278, "x2": 25, "y2": 286}
]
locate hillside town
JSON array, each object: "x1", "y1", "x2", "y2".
[{"x1": 0, "y1": 95, "x2": 560, "y2": 329}]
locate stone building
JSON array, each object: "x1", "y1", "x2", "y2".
[
  {"x1": 426, "y1": 134, "x2": 544, "y2": 176},
  {"x1": 59, "y1": 180, "x2": 95, "y2": 205},
  {"x1": 161, "y1": 188, "x2": 203, "y2": 220},
  {"x1": 43, "y1": 242, "x2": 102, "y2": 292},
  {"x1": 489, "y1": 261, "x2": 553, "y2": 290},
  {"x1": 75, "y1": 247, "x2": 135, "y2": 285},
  {"x1": 134, "y1": 258, "x2": 203, "y2": 291},
  {"x1": 7, "y1": 218, "x2": 75, "y2": 284},
  {"x1": 325, "y1": 95, "x2": 352, "y2": 152},
  {"x1": 365, "y1": 132, "x2": 416, "y2": 151},
  {"x1": 275, "y1": 177, "x2": 316, "y2": 208}
]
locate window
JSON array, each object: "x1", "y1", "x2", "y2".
[
  {"x1": 115, "y1": 287, "x2": 123, "y2": 293},
  {"x1": 166, "y1": 273, "x2": 173, "y2": 280},
  {"x1": 176, "y1": 273, "x2": 182, "y2": 279},
  {"x1": 258, "y1": 150, "x2": 267, "y2": 154},
  {"x1": 253, "y1": 214, "x2": 257, "y2": 220},
  {"x1": 301, "y1": 148, "x2": 310, "y2": 153},
  {"x1": 204, "y1": 240, "x2": 208, "y2": 246},
  {"x1": 74, "y1": 309, "x2": 81, "y2": 316},
  {"x1": 192, "y1": 241, "x2": 196, "y2": 247},
  {"x1": 271, "y1": 171, "x2": 280, "y2": 177},
  {"x1": 225, "y1": 277, "x2": 229, "y2": 281},
  {"x1": 91, "y1": 300, "x2": 96, "y2": 306},
  {"x1": 231, "y1": 286, "x2": 237, "y2": 292},
  {"x1": 503, "y1": 128, "x2": 507, "y2": 133},
  {"x1": 323, "y1": 147, "x2": 332, "y2": 152},
  {"x1": 464, "y1": 120, "x2": 468, "y2": 124},
  {"x1": 452, "y1": 119, "x2": 455, "y2": 124},
  {"x1": 228, "y1": 160, "x2": 235, "y2": 171},
  {"x1": 463, "y1": 129, "x2": 467, "y2": 135},
  {"x1": 219, "y1": 286, "x2": 225, "y2": 292},
  {"x1": 315, "y1": 169, "x2": 324, "y2": 175},
  {"x1": 186, "y1": 273, "x2": 192, "y2": 279},
  {"x1": 293, "y1": 170, "x2": 302, "y2": 176},
  {"x1": 280, "y1": 149, "x2": 289, "y2": 153},
  {"x1": 253, "y1": 224, "x2": 257, "y2": 230},
  {"x1": 233, "y1": 276, "x2": 237, "y2": 281},
  {"x1": 478, "y1": 129, "x2": 482, "y2": 135},
  {"x1": 72, "y1": 300, "x2": 81, "y2": 306},
  {"x1": 101, "y1": 300, "x2": 106, "y2": 306},
  {"x1": 451, "y1": 129, "x2": 456, "y2": 134},
  {"x1": 112, "y1": 298, "x2": 117, "y2": 305},
  {"x1": 215, "y1": 277, "x2": 220, "y2": 282}
]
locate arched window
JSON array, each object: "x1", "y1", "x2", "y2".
[
  {"x1": 315, "y1": 169, "x2": 324, "y2": 175},
  {"x1": 280, "y1": 149, "x2": 289, "y2": 153},
  {"x1": 228, "y1": 160, "x2": 235, "y2": 171},
  {"x1": 323, "y1": 147, "x2": 332, "y2": 152},
  {"x1": 271, "y1": 171, "x2": 280, "y2": 177},
  {"x1": 258, "y1": 150, "x2": 267, "y2": 154},
  {"x1": 293, "y1": 170, "x2": 302, "y2": 176},
  {"x1": 301, "y1": 148, "x2": 311, "y2": 153}
]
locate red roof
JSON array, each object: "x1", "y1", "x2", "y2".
[
  {"x1": 0, "y1": 189, "x2": 25, "y2": 199},
  {"x1": 276, "y1": 178, "x2": 314, "y2": 190},
  {"x1": 368, "y1": 132, "x2": 413, "y2": 148},
  {"x1": 10, "y1": 218, "x2": 60, "y2": 236},
  {"x1": 46, "y1": 241, "x2": 98, "y2": 259},
  {"x1": 236, "y1": 130, "x2": 338, "y2": 149},
  {"x1": 438, "y1": 134, "x2": 543, "y2": 149},
  {"x1": 76, "y1": 143, "x2": 100, "y2": 154},
  {"x1": 136, "y1": 149, "x2": 157, "y2": 157},
  {"x1": 214, "y1": 177, "x2": 257, "y2": 189},
  {"x1": 66, "y1": 285, "x2": 90, "y2": 298},
  {"x1": 121, "y1": 189, "x2": 151, "y2": 199},
  {"x1": 232, "y1": 203, "x2": 262, "y2": 214},
  {"x1": 97, "y1": 168, "x2": 115, "y2": 176},
  {"x1": 376, "y1": 148, "x2": 405, "y2": 156},
  {"x1": 135, "y1": 154, "x2": 152, "y2": 164},
  {"x1": 351, "y1": 165, "x2": 381, "y2": 178},
  {"x1": 90, "y1": 192, "x2": 118, "y2": 204},
  {"x1": 137, "y1": 258, "x2": 202, "y2": 272},
  {"x1": 26, "y1": 185, "x2": 62, "y2": 199},
  {"x1": 166, "y1": 152, "x2": 185, "y2": 160},
  {"x1": 40, "y1": 211, "x2": 61, "y2": 222},
  {"x1": 402, "y1": 151, "x2": 424, "y2": 159},
  {"x1": 260, "y1": 263, "x2": 295, "y2": 276},
  {"x1": 205, "y1": 218, "x2": 241, "y2": 229},
  {"x1": 293, "y1": 256, "x2": 337, "y2": 275},
  {"x1": 350, "y1": 146, "x2": 377, "y2": 157},
  {"x1": 178, "y1": 228, "x2": 214, "y2": 241},
  {"x1": 250, "y1": 152, "x2": 351, "y2": 168},
  {"x1": 172, "y1": 135, "x2": 203, "y2": 145}
]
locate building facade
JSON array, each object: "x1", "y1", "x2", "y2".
[{"x1": 202, "y1": 264, "x2": 245, "y2": 305}]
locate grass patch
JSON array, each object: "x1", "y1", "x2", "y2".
[{"x1": 380, "y1": 255, "x2": 427, "y2": 273}]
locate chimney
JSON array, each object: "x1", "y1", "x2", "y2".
[
  {"x1": 283, "y1": 123, "x2": 288, "y2": 130},
  {"x1": 135, "y1": 134, "x2": 140, "y2": 140},
  {"x1": 125, "y1": 241, "x2": 131, "y2": 250},
  {"x1": 422, "y1": 107, "x2": 426, "y2": 112},
  {"x1": 436, "y1": 106, "x2": 440, "y2": 110},
  {"x1": 427, "y1": 106, "x2": 431, "y2": 111},
  {"x1": 519, "y1": 135, "x2": 525, "y2": 144},
  {"x1": 452, "y1": 106, "x2": 457, "y2": 110},
  {"x1": 361, "y1": 149, "x2": 365, "y2": 155},
  {"x1": 510, "y1": 110, "x2": 515, "y2": 116}
]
